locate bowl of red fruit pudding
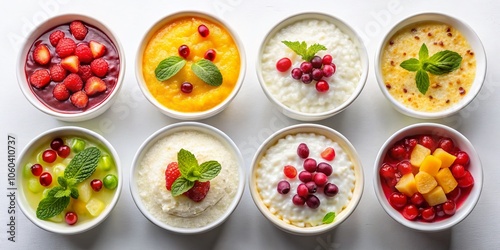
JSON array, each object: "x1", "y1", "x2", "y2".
[
  {"x1": 17, "y1": 14, "x2": 125, "y2": 122},
  {"x1": 249, "y1": 124, "x2": 364, "y2": 235},
  {"x1": 256, "y1": 12, "x2": 368, "y2": 121},
  {"x1": 374, "y1": 123, "x2": 482, "y2": 231},
  {"x1": 16, "y1": 126, "x2": 122, "y2": 234}
]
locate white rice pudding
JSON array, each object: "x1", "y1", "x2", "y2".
[
  {"x1": 136, "y1": 130, "x2": 239, "y2": 228},
  {"x1": 261, "y1": 19, "x2": 362, "y2": 113},
  {"x1": 256, "y1": 133, "x2": 355, "y2": 227}
]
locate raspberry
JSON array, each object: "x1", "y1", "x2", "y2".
[
  {"x1": 185, "y1": 181, "x2": 210, "y2": 202},
  {"x1": 70, "y1": 90, "x2": 88, "y2": 109},
  {"x1": 56, "y1": 38, "x2": 76, "y2": 58},
  {"x1": 63, "y1": 73, "x2": 83, "y2": 92},
  {"x1": 164, "y1": 162, "x2": 181, "y2": 191},
  {"x1": 52, "y1": 83, "x2": 70, "y2": 101},
  {"x1": 90, "y1": 58, "x2": 109, "y2": 77},
  {"x1": 33, "y1": 44, "x2": 51, "y2": 65},
  {"x1": 49, "y1": 64, "x2": 67, "y2": 82},
  {"x1": 75, "y1": 44, "x2": 93, "y2": 63},
  {"x1": 78, "y1": 65, "x2": 93, "y2": 82},
  {"x1": 70, "y1": 21, "x2": 88, "y2": 40},
  {"x1": 29, "y1": 69, "x2": 51, "y2": 88},
  {"x1": 49, "y1": 30, "x2": 65, "y2": 46}
]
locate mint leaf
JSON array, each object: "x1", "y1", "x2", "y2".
[
  {"x1": 54, "y1": 189, "x2": 71, "y2": 198},
  {"x1": 36, "y1": 186, "x2": 70, "y2": 220},
  {"x1": 416, "y1": 69, "x2": 430, "y2": 94},
  {"x1": 198, "y1": 160, "x2": 221, "y2": 182},
  {"x1": 171, "y1": 177, "x2": 194, "y2": 196},
  {"x1": 282, "y1": 40, "x2": 327, "y2": 61},
  {"x1": 155, "y1": 56, "x2": 186, "y2": 81},
  {"x1": 322, "y1": 212, "x2": 336, "y2": 224},
  {"x1": 423, "y1": 50, "x2": 462, "y2": 75},
  {"x1": 419, "y1": 43, "x2": 429, "y2": 60},
  {"x1": 191, "y1": 59, "x2": 223, "y2": 86},
  {"x1": 305, "y1": 43, "x2": 327, "y2": 61},
  {"x1": 177, "y1": 148, "x2": 199, "y2": 180},
  {"x1": 70, "y1": 187, "x2": 79, "y2": 199},
  {"x1": 64, "y1": 147, "x2": 100, "y2": 184},
  {"x1": 58, "y1": 176, "x2": 67, "y2": 188},
  {"x1": 400, "y1": 58, "x2": 420, "y2": 72}
]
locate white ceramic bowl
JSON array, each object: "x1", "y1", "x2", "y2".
[
  {"x1": 256, "y1": 12, "x2": 368, "y2": 121},
  {"x1": 249, "y1": 124, "x2": 364, "y2": 235},
  {"x1": 130, "y1": 122, "x2": 245, "y2": 234},
  {"x1": 373, "y1": 123, "x2": 483, "y2": 231},
  {"x1": 16, "y1": 14, "x2": 126, "y2": 122},
  {"x1": 135, "y1": 11, "x2": 246, "y2": 120},
  {"x1": 17, "y1": 126, "x2": 122, "y2": 234},
  {"x1": 375, "y1": 12, "x2": 486, "y2": 119}
]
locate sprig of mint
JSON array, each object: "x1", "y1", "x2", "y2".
[
  {"x1": 282, "y1": 40, "x2": 327, "y2": 62},
  {"x1": 155, "y1": 56, "x2": 223, "y2": 87},
  {"x1": 170, "y1": 149, "x2": 221, "y2": 197},
  {"x1": 400, "y1": 43, "x2": 462, "y2": 94},
  {"x1": 36, "y1": 147, "x2": 101, "y2": 220},
  {"x1": 322, "y1": 212, "x2": 336, "y2": 224},
  {"x1": 155, "y1": 56, "x2": 186, "y2": 81}
]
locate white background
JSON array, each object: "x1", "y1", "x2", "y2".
[{"x1": 1, "y1": 0, "x2": 499, "y2": 249}]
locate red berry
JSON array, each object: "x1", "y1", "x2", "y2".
[
  {"x1": 185, "y1": 181, "x2": 210, "y2": 202},
  {"x1": 421, "y1": 207, "x2": 435, "y2": 221},
  {"x1": 402, "y1": 204, "x2": 419, "y2": 220},
  {"x1": 90, "y1": 58, "x2": 109, "y2": 77},
  {"x1": 78, "y1": 65, "x2": 93, "y2": 82},
  {"x1": 303, "y1": 158, "x2": 317, "y2": 173},
  {"x1": 457, "y1": 171, "x2": 474, "y2": 188},
  {"x1": 31, "y1": 164, "x2": 43, "y2": 176},
  {"x1": 178, "y1": 45, "x2": 190, "y2": 58},
  {"x1": 389, "y1": 145, "x2": 406, "y2": 160},
  {"x1": 42, "y1": 149, "x2": 57, "y2": 163},
  {"x1": 306, "y1": 195, "x2": 320, "y2": 209},
  {"x1": 317, "y1": 162, "x2": 333, "y2": 176},
  {"x1": 165, "y1": 162, "x2": 181, "y2": 191},
  {"x1": 310, "y1": 56, "x2": 322, "y2": 68},
  {"x1": 451, "y1": 164, "x2": 466, "y2": 178},
  {"x1": 198, "y1": 24, "x2": 210, "y2": 37},
  {"x1": 50, "y1": 138, "x2": 64, "y2": 150},
  {"x1": 89, "y1": 41, "x2": 106, "y2": 58},
  {"x1": 49, "y1": 30, "x2": 65, "y2": 46},
  {"x1": 420, "y1": 135, "x2": 435, "y2": 150},
  {"x1": 389, "y1": 192, "x2": 407, "y2": 209},
  {"x1": 69, "y1": 21, "x2": 88, "y2": 40},
  {"x1": 276, "y1": 57, "x2": 292, "y2": 72},
  {"x1": 443, "y1": 200, "x2": 456, "y2": 216},
  {"x1": 292, "y1": 194, "x2": 306, "y2": 206},
  {"x1": 61, "y1": 55, "x2": 80, "y2": 73},
  {"x1": 283, "y1": 165, "x2": 297, "y2": 178},
  {"x1": 320, "y1": 147, "x2": 335, "y2": 161},
  {"x1": 322, "y1": 64, "x2": 335, "y2": 77},
  {"x1": 379, "y1": 163, "x2": 397, "y2": 179},
  {"x1": 438, "y1": 138, "x2": 455, "y2": 152},
  {"x1": 301, "y1": 73, "x2": 312, "y2": 84},
  {"x1": 397, "y1": 160, "x2": 413, "y2": 175},
  {"x1": 39, "y1": 172, "x2": 53, "y2": 186},
  {"x1": 63, "y1": 73, "x2": 83, "y2": 93},
  {"x1": 455, "y1": 151, "x2": 470, "y2": 166},
  {"x1": 291, "y1": 68, "x2": 302, "y2": 79},
  {"x1": 322, "y1": 54, "x2": 333, "y2": 65},
  {"x1": 53, "y1": 83, "x2": 70, "y2": 101},
  {"x1": 297, "y1": 183, "x2": 309, "y2": 197},
  {"x1": 84, "y1": 76, "x2": 107, "y2": 96},
  {"x1": 204, "y1": 49, "x2": 216, "y2": 61},
  {"x1": 90, "y1": 179, "x2": 103, "y2": 192},
  {"x1": 297, "y1": 143, "x2": 309, "y2": 158},
  {"x1": 315, "y1": 80, "x2": 329, "y2": 92},
  {"x1": 324, "y1": 183, "x2": 339, "y2": 197},
  {"x1": 70, "y1": 91, "x2": 89, "y2": 109},
  {"x1": 410, "y1": 192, "x2": 425, "y2": 207},
  {"x1": 65, "y1": 212, "x2": 78, "y2": 225},
  {"x1": 277, "y1": 180, "x2": 291, "y2": 194},
  {"x1": 305, "y1": 181, "x2": 317, "y2": 193},
  {"x1": 50, "y1": 64, "x2": 67, "y2": 82},
  {"x1": 33, "y1": 44, "x2": 51, "y2": 65},
  {"x1": 29, "y1": 69, "x2": 51, "y2": 89},
  {"x1": 300, "y1": 62, "x2": 313, "y2": 73},
  {"x1": 181, "y1": 82, "x2": 193, "y2": 93},
  {"x1": 312, "y1": 68, "x2": 323, "y2": 81},
  {"x1": 75, "y1": 44, "x2": 93, "y2": 63},
  {"x1": 313, "y1": 172, "x2": 328, "y2": 186},
  {"x1": 298, "y1": 171, "x2": 312, "y2": 183},
  {"x1": 404, "y1": 138, "x2": 418, "y2": 149},
  {"x1": 57, "y1": 145, "x2": 71, "y2": 158},
  {"x1": 56, "y1": 38, "x2": 76, "y2": 58},
  {"x1": 435, "y1": 204, "x2": 445, "y2": 217}
]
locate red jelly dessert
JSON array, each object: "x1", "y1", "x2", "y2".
[
  {"x1": 379, "y1": 134, "x2": 474, "y2": 222},
  {"x1": 24, "y1": 20, "x2": 120, "y2": 113}
]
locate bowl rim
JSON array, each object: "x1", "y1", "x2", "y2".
[
  {"x1": 16, "y1": 126, "x2": 123, "y2": 234},
  {"x1": 129, "y1": 122, "x2": 246, "y2": 234},
  {"x1": 135, "y1": 11, "x2": 247, "y2": 120},
  {"x1": 372, "y1": 122, "x2": 483, "y2": 231},
  {"x1": 374, "y1": 12, "x2": 487, "y2": 119},
  {"x1": 255, "y1": 11, "x2": 369, "y2": 121},
  {"x1": 16, "y1": 13, "x2": 126, "y2": 122},
  {"x1": 249, "y1": 123, "x2": 364, "y2": 235}
]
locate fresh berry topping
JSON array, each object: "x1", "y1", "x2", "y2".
[
  {"x1": 438, "y1": 138, "x2": 455, "y2": 153},
  {"x1": 50, "y1": 138, "x2": 64, "y2": 150},
  {"x1": 55, "y1": 38, "x2": 76, "y2": 58},
  {"x1": 84, "y1": 76, "x2": 107, "y2": 96},
  {"x1": 198, "y1": 24, "x2": 210, "y2": 37},
  {"x1": 457, "y1": 171, "x2": 474, "y2": 188},
  {"x1": 75, "y1": 44, "x2": 93, "y2": 63},
  {"x1": 283, "y1": 165, "x2": 297, "y2": 178},
  {"x1": 33, "y1": 44, "x2": 51, "y2": 65},
  {"x1": 451, "y1": 164, "x2": 466, "y2": 178},
  {"x1": 305, "y1": 181, "x2": 317, "y2": 193},
  {"x1": 317, "y1": 162, "x2": 333, "y2": 176},
  {"x1": 277, "y1": 180, "x2": 291, "y2": 194},
  {"x1": 402, "y1": 204, "x2": 419, "y2": 220},
  {"x1": 405, "y1": 138, "x2": 418, "y2": 149},
  {"x1": 397, "y1": 160, "x2": 413, "y2": 175},
  {"x1": 90, "y1": 58, "x2": 109, "y2": 77},
  {"x1": 298, "y1": 171, "x2": 312, "y2": 183},
  {"x1": 306, "y1": 195, "x2": 320, "y2": 209},
  {"x1": 181, "y1": 82, "x2": 193, "y2": 93},
  {"x1": 303, "y1": 158, "x2": 317, "y2": 172},
  {"x1": 292, "y1": 194, "x2": 306, "y2": 206},
  {"x1": 389, "y1": 192, "x2": 407, "y2": 209},
  {"x1": 291, "y1": 68, "x2": 302, "y2": 79},
  {"x1": 379, "y1": 163, "x2": 396, "y2": 179},
  {"x1": 320, "y1": 147, "x2": 335, "y2": 161},
  {"x1": 30, "y1": 164, "x2": 43, "y2": 176},
  {"x1": 57, "y1": 145, "x2": 71, "y2": 158},
  {"x1": 42, "y1": 149, "x2": 57, "y2": 163},
  {"x1": 49, "y1": 64, "x2": 67, "y2": 82},
  {"x1": 443, "y1": 200, "x2": 456, "y2": 216},
  {"x1": 61, "y1": 55, "x2": 80, "y2": 73},
  {"x1": 297, "y1": 143, "x2": 309, "y2": 158},
  {"x1": 49, "y1": 30, "x2": 65, "y2": 46},
  {"x1": 29, "y1": 69, "x2": 51, "y2": 88},
  {"x1": 421, "y1": 207, "x2": 436, "y2": 221},
  {"x1": 89, "y1": 40, "x2": 106, "y2": 58},
  {"x1": 69, "y1": 21, "x2": 88, "y2": 40},
  {"x1": 39, "y1": 172, "x2": 53, "y2": 186},
  {"x1": 322, "y1": 54, "x2": 333, "y2": 65},
  {"x1": 204, "y1": 49, "x2": 216, "y2": 61},
  {"x1": 301, "y1": 73, "x2": 312, "y2": 84},
  {"x1": 185, "y1": 181, "x2": 210, "y2": 202},
  {"x1": 165, "y1": 162, "x2": 181, "y2": 191},
  {"x1": 315, "y1": 80, "x2": 329, "y2": 92},
  {"x1": 297, "y1": 183, "x2": 309, "y2": 197},
  {"x1": 420, "y1": 135, "x2": 435, "y2": 150},
  {"x1": 310, "y1": 56, "x2": 323, "y2": 68},
  {"x1": 63, "y1": 73, "x2": 83, "y2": 92},
  {"x1": 300, "y1": 62, "x2": 313, "y2": 73},
  {"x1": 410, "y1": 192, "x2": 425, "y2": 206},
  {"x1": 324, "y1": 183, "x2": 339, "y2": 197},
  {"x1": 90, "y1": 179, "x2": 103, "y2": 192},
  {"x1": 65, "y1": 212, "x2": 78, "y2": 225},
  {"x1": 313, "y1": 172, "x2": 328, "y2": 186},
  {"x1": 78, "y1": 65, "x2": 93, "y2": 82},
  {"x1": 389, "y1": 145, "x2": 406, "y2": 160},
  {"x1": 178, "y1": 45, "x2": 190, "y2": 58},
  {"x1": 70, "y1": 90, "x2": 89, "y2": 109},
  {"x1": 322, "y1": 64, "x2": 335, "y2": 77},
  {"x1": 53, "y1": 83, "x2": 70, "y2": 101},
  {"x1": 276, "y1": 57, "x2": 292, "y2": 72},
  {"x1": 312, "y1": 68, "x2": 323, "y2": 81},
  {"x1": 454, "y1": 151, "x2": 470, "y2": 166}
]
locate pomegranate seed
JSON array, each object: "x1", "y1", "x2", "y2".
[
  {"x1": 438, "y1": 138, "x2": 455, "y2": 152},
  {"x1": 65, "y1": 212, "x2": 78, "y2": 225},
  {"x1": 277, "y1": 180, "x2": 290, "y2": 194},
  {"x1": 315, "y1": 80, "x2": 329, "y2": 92},
  {"x1": 198, "y1": 24, "x2": 209, "y2": 37},
  {"x1": 305, "y1": 181, "x2": 317, "y2": 193},
  {"x1": 324, "y1": 183, "x2": 339, "y2": 197},
  {"x1": 297, "y1": 183, "x2": 309, "y2": 197},
  {"x1": 389, "y1": 192, "x2": 407, "y2": 209},
  {"x1": 291, "y1": 68, "x2": 302, "y2": 79},
  {"x1": 455, "y1": 151, "x2": 470, "y2": 166},
  {"x1": 301, "y1": 73, "x2": 312, "y2": 84},
  {"x1": 379, "y1": 164, "x2": 396, "y2": 179},
  {"x1": 39, "y1": 172, "x2": 52, "y2": 186},
  {"x1": 31, "y1": 164, "x2": 43, "y2": 176},
  {"x1": 321, "y1": 147, "x2": 335, "y2": 161},
  {"x1": 303, "y1": 158, "x2": 317, "y2": 172},
  {"x1": 283, "y1": 165, "x2": 297, "y2": 179},
  {"x1": 204, "y1": 49, "x2": 216, "y2": 61},
  {"x1": 178, "y1": 45, "x2": 190, "y2": 58},
  {"x1": 298, "y1": 171, "x2": 312, "y2": 183},
  {"x1": 421, "y1": 207, "x2": 435, "y2": 221},
  {"x1": 397, "y1": 160, "x2": 413, "y2": 175},
  {"x1": 42, "y1": 149, "x2": 57, "y2": 163},
  {"x1": 451, "y1": 164, "x2": 466, "y2": 178},
  {"x1": 299, "y1": 62, "x2": 313, "y2": 73},
  {"x1": 306, "y1": 195, "x2": 320, "y2": 209},
  {"x1": 57, "y1": 145, "x2": 71, "y2": 158},
  {"x1": 410, "y1": 192, "x2": 425, "y2": 206},
  {"x1": 50, "y1": 138, "x2": 64, "y2": 150},
  {"x1": 389, "y1": 145, "x2": 406, "y2": 160},
  {"x1": 322, "y1": 64, "x2": 335, "y2": 77},
  {"x1": 420, "y1": 135, "x2": 435, "y2": 150},
  {"x1": 313, "y1": 172, "x2": 328, "y2": 186},
  {"x1": 402, "y1": 204, "x2": 419, "y2": 220},
  {"x1": 296, "y1": 143, "x2": 309, "y2": 158},
  {"x1": 90, "y1": 179, "x2": 103, "y2": 192},
  {"x1": 276, "y1": 57, "x2": 292, "y2": 72},
  {"x1": 181, "y1": 82, "x2": 193, "y2": 93},
  {"x1": 322, "y1": 54, "x2": 333, "y2": 65},
  {"x1": 312, "y1": 68, "x2": 323, "y2": 81},
  {"x1": 310, "y1": 56, "x2": 322, "y2": 68},
  {"x1": 292, "y1": 194, "x2": 306, "y2": 206},
  {"x1": 317, "y1": 162, "x2": 333, "y2": 176},
  {"x1": 457, "y1": 171, "x2": 474, "y2": 188},
  {"x1": 443, "y1": 200, "x2": 456, "y2": 216}
]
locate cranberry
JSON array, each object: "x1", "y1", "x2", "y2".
[
  {"x1": 438, "y1": 138, "x2": 455, "y2": 152},
  {"x1": 301, "y1": 73, "x2": 312, "y2": 84},
  {"x1": 389, "y1": 192, "x2": 407, "y2": 209},
  {"x1": 315, "y1": 80, "x2": 329, "y2": 92},
  {"x1": 310, "y1": 56, "x2": 323, "y2": 68},
  {"x1": 178, "y1": 45, "x2": 190, "y2": 58},
  {"x1": 404, "y1": 138, "x2": 418, "y2": 150},
  {"x1": 451, "y1": 164, "x2": 466, "y2": 178},
  {"x1": 397, "y1": 161, "x2": 413, "y2": 175},
  {"x1": 303, "y1": 158, "x2": 317, "y2": 172},
  {"x1": 305, "y1": 181, "x2": 317, "y2": 193},
  {"x1": 457, "y1": 171, "x2": 474, "y2": 188},
  {"x1": 313, "y1": 172, "x2": 328, "y2": 186},
  {"x1": 277, "y1": 180, "x2": 291, "y2": 194},
  {"x1": 291, "y1": 68, "x2": 303, "y2": 79},
  {"x1": 385, "y1": 177, "x2": 398, "y2": 188},
  {"x1": 50, "y1": 138, "x2": 64, "y2": 150},
  {"x1": 435, "y1": 204, "x2": 445, "y2": 217},
  {"x1": 298, "y1": 171, "x2": 312, "y2": 183},
  {"x1": 402, "y1": 204, "x2": 419, "y2": 220},
  {"x1": 204, "y1": 49, "x2": 216, "y2": 61},
  {"x1": 292, "y1": 194, "x2": 306, "y2": 206},
  {"x1": 91, "y1": 179, "x2": 103, "y2": 192},
  {"x1": 296, "y1": 143, "x2": 309, "y2": 158},
  {"x1": 322, "y1": 64, "x2": 335, "y2": 77},
  {"x1": 312, "y1": 68, "x2": 323, "y2": 81},
  {"x1": 300, "y1": 62, "x2": 313, "y2": 73},
  {"x1": 297, "y1": 183, "x2": 309, "y2": 197},
  {"x1": 181, "y1": 82, "x2": 193, "y2": 93},
  {"x1": 57, "y1": 145, "x2": 71, "y2": 158},
  {"x1": 389, "y1": 145, "x2": 406, "y2": 160},
  {"x1": 447, "y1": 187, "x2": 461, "y2": 201},
  {"x1": 39, "y1": 172, "x2": 52, "y2": 186},
  {"x1": 379, "y1": 164, "x2": 396, "y2": 179},
  {"x1": 306, "y1": 195, "x2": 320, "y2": 209},
  {"x1": 31, "y1": 164, "x2": 43, "y2": 176},
  {"x1": 455, "y1": 151, "x2": 470, "y2": 166},
  {"x1": 443, "y1": 200, "x2": 456, "y2": 216},
  {"x1": 410, "y1": 192, "x2": 425, "y2": 207},
  {"x1": 324, "y1": 183, "x2": 339, "y2": 197},
  {"x1": 421, "y1": 207, "x2": 435, "y2": 221},
  {"x1": 198, "y1": 24, "x2": 210, "y2": 37},
  {"x1": 420, "y1": 135, "x2": 435, "y2": 150},
  {"x1": 276, "y1": 57, "x2": 292, "y2": 72},
  {"x1": 65, "y1": 212, "x2": 78, "y2": 225},
  {"x1": 317, "y1": 162, "x2": 333, "y2": 176},
  {"x1": 42, "y1": 149, "x2": 57, "y2": 163},
  {"x1": 322, "y1": 54, "x2": 333, "y2": 65}
]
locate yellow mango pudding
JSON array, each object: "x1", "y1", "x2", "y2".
[{"x1": 137, "y1": 12, "x2": 245, "y2": 120}]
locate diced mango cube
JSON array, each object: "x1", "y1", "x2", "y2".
[
  {"x1": 73, "y1": 199, "x2": 88, "y2": 216},
  {"x1": 78, "y1": 182, "x2": 92, "y2": 203},
  {"x1": 410, "y1": 144, "x2": 431, "y2": 167},
  {"x1": 420, "y1": 155, "x2": 442, "y2": 176},
  {"x1": 423, "y1": 186, "x2": 448, "y2": 206},
  {"x1": 86, "y1": 198, "x2": 105, "y2": 217},
  {"x1": 432, "y1": 148, "x2": 457, "y2": 169},
  {"x1": 415, "y1": 171, "x2": 437, "y2": 194},
  {"x1": 395, "y1": 173, "x2": 418, "y2": 197},
  {"x1": 435, "y1": 168, "x2": 458, "y2": 193}
]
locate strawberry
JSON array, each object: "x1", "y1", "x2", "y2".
[
  {"x1": 90, "y1": 58, "x2": 108, "y2": 77},
  {"x1": 321, "y1": 147, "x2": 336, "y2": 161},
  {"x1": 63, "y1": 73, "x2": 83, "y2": 92},
  {"x1": 185, "y1": 181, "x2": 210, "y2": 202},
  {"x1": 89, "y1": 40, "x2": 106, "y2": 58},
  {"x1": 49, "y1": 64, "x2": 67, "y2": 82},
  {"x1": 165, "y1": 162, "x2": 181, "y2": 191},
  {"x1": 78, "y1": 65, "x2": 93, "y2": 82},
  {"x1": 52, "y1": 83, "x2": 70, "y2": 101},
  {"x1": 33, "y1": 44, "x2": 51, "y2": 65},
  {"x1": 55, "y1": 38, "x2": 76, "y2": 58},
  {"x1": 29, "y1": 69, "x2": 51, "y2": 88},
  {"x1": 61, "y1": 55, "x2": 80, "y2": 73},
  {"x1": 75, "y1": 44, "x2": 93, "y2": 64},
  {"x1": 69, "y1": 21, "x2": 88, "y2": 40},
  {"x1": 70, "y1": 90, "x2": 88, "y2": 109},
  {"x1": 84, "y1": 76, "x2": 107, "y2": 96},
  {"x1": 49, "y1": 30, "x2": 65, "y2": 46}
]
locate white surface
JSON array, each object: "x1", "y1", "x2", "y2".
[{"x1": 1, "y1": 0, "x2": 499, "y2": 249}]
